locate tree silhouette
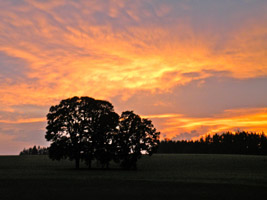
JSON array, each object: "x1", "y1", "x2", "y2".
[
  {"x1": 45, "y1": 96, "x2": 160, "y2": 169},
  {"x1": 31, "y1": 146, "x2": 38, "y2": 155},
  {"x1": 19, "y1": 146, "x2": 48, "y2": 155},
  {"x1": 157, "y1": 131, "x2": 267, "y2": 155},
  {"x1": 85, "y1": 100, "x2": 119, "y2": 168},
  {"x1": 45, "y1": 96, "x2": 119, "y2": 169},
  {"x1": 117, "y1": 111, "x2": 160, "y2": 169}
]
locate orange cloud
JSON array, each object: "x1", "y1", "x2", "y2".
[
  {"x1": 0, "y1": 117, "x2": 46, "y2": 124},
  {"x1": 0, "y1": 0, "x2": 266, "y2": 108},
  {"x1": 145, "y1": 108, "x2": 267, "y2": 140},
  {"x1": 0, "y1": 1, "x2": 266, "y2": 154}
]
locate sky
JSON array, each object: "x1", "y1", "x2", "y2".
[{"x1": 0, "y1": 0, "x2": 267, "y2": 155}]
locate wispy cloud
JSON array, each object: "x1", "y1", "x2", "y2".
[
  {"x1": 145, "y1": 108, "x2": 267, "y2": 140},
  {"x1": 0, "y1": 0, "x2": 266, "y2": 106},
  {"x1": 0, "y1": 117, "x2": 46, "y2": 124},
  {"x1": 0, "y1": 0, "x2": 266, "y2": 154}
]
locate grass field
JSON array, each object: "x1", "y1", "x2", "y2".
[{"x1": 0, "y1": 154, "x2": 267, "y2": 200}]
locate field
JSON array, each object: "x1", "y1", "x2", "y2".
[{"x1": 0, "y1": 154, "x2": 267, "y2": 200}]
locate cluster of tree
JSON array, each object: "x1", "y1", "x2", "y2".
[
  {"x1": 157, "y1": 131, "x2": 267, "y2": 155},
  {"x1": 19, "y1": 146, "x2": 48, "y2": 155},
  {"x1": 45, "y1": 96, "x2": 160, "y2": 169}
]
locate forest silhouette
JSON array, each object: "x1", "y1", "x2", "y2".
[{"x1": 157, "y1": 131, "x2": 267, "y2": 155}]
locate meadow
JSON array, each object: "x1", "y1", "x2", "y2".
[{"x1": 0, "y1": 154, "x2": 267, "y2": 200}]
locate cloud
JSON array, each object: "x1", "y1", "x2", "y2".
[
  {"x1": 0, "y1": 104, "x2": 48, "y2": 122},
  {"x1": 0, "y1": 0, "x2": 266, "y2": 153},
  {"x1": 0, "y1": 51, "x2": 32, "y2": 85},
  {"x1": 144, "y1": 107, "x2": 267, "y2": 140},
  {"x1": 0, "y1": 0, "x2": 266, "y2": 107},
  {"x1": 111, "y1": 75, "x2": 267, "y2": 118},
  {"x1": 171, "y1": 130, "x2": 200, "y2": 141},
  {"x1": 0, "y1": 133, "x2": 25, "y2": 155},
  {"x1": 0, "y1": 121, "x2": 48, "y2": 155}
]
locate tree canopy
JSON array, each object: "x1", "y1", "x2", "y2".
[
  {"x1": 118, "y1": 111, "x2": 160, "y2": 169},
  {"x1": 45, "y1": 96, "x2": 160, "y2": 169},
  {"x1": 45, "y1": 96, "x2": 119, "y2": 169}
]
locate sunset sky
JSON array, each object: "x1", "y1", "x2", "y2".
[{"x1": 0, "y1": 0, "x2": 267, "y2": 154}]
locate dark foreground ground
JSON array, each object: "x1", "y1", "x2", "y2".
[{"x1": 0, "y1": 154, "x2": 267, "y2": 200}]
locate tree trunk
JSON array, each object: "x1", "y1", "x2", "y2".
[{"x1": 75, "y1": 157, "x2": 80, "y2": 169}]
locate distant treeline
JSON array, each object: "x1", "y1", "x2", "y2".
[
  {"x1": 157, "y1": 131, "x2": 267, "y2": 155},
  {"x1": 20, "y1": 146, "x2": 48, "y2": 155},
  {"x1": 21, "y1": 132, "x2": 267, "y2": 156}
]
